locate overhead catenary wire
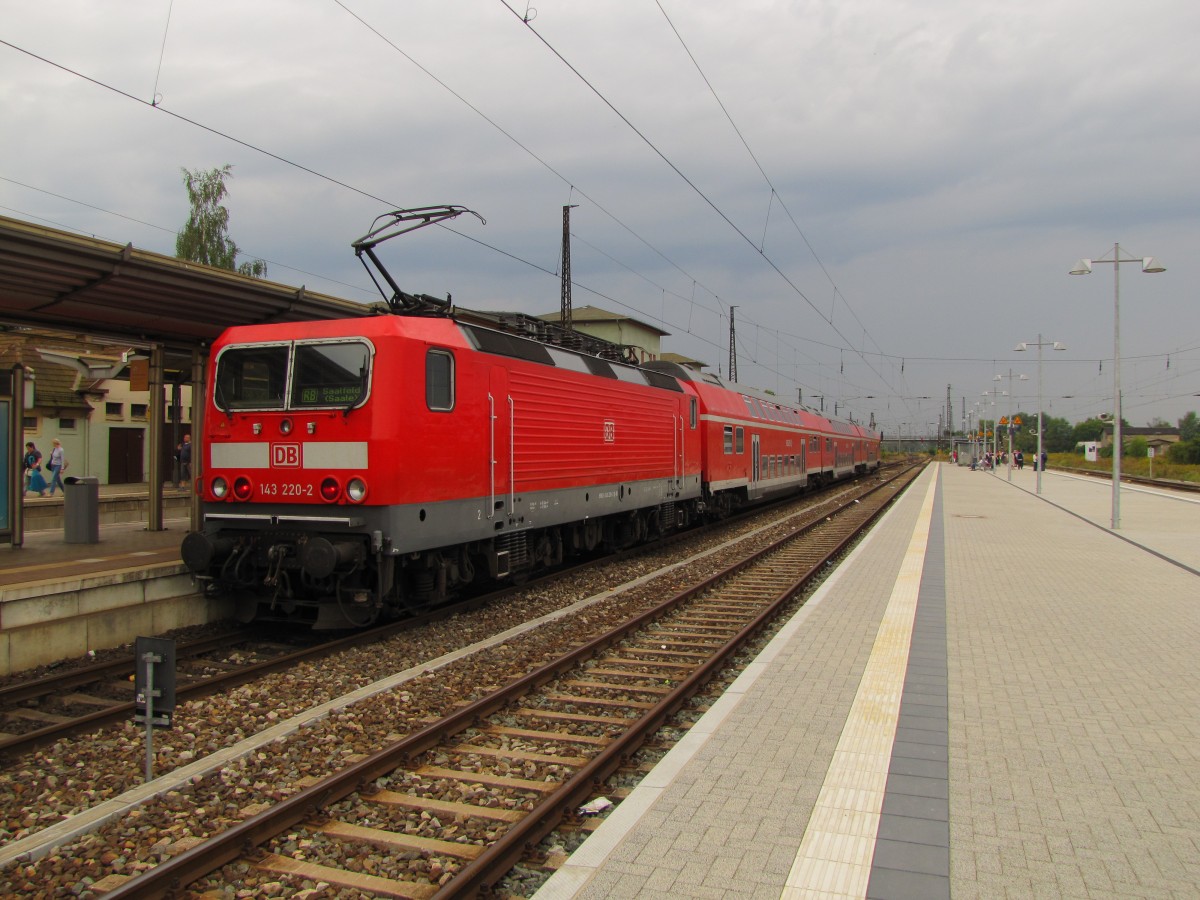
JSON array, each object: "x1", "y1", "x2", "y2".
[
  {"x1": 3, "y1": 25, "x2": 893, "y2": 413},
  {"x1": 496, "y1": 0, "x2": 892, "y2": 395}
]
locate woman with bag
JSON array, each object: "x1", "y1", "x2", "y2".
[{"x1": 47, "y1": 438, "x2": 67, "y2": 496}]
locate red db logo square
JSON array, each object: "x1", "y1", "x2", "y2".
[{"x1": 272, "y1": 443, "x2": 301, "y2": 467}]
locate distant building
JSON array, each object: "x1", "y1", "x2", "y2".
[
  {"x1": 0, "y1": 331, "x2": 191, "y2": 485},
  {"x1": 1098, "y1": 425, "x2": 1180, "y2": 452},
  {"x1": 536, "y1": 305, "x2": 669, "y2": 364},
  {"x1": 659, "y1": 351, "x2": 709, "y2": 372}
]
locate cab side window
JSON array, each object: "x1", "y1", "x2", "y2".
[{"x1": 426, "y1": 349, "x2": 455, "y2": 411}]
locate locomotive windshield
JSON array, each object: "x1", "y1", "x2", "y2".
[
  {"x1": 292, "y1": 342, "x2": 370, "y2": 408},
  {"x1": 214, "y1": 340, "x2": 372, "y2": 411},
  {"x1": 215, "y1": 345, "x2": 288, "y2": 410}
]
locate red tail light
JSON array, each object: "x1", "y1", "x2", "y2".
[
  {"x1": 233, "y1": 477, "x2": 253, "y2": 500},
  {"x1": 320, "y1": 477, "x2": 341, "y2": 502}
]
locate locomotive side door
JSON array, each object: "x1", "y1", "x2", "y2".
[
  {"x1": 488, "y1": 367, "x2": 511, "y2": 520},
  {"x1": 750, "y1": 433, "x2": 762, "y2": 499}
]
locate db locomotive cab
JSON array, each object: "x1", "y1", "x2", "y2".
[{"x1": 183, "y1": 334, "x2": 384, "y2": 629}]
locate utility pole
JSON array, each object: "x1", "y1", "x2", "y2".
[
  {"x1": 560, "y1": 205, "x2": 577, "y2": 331},
  {"x1": 728, "y1": 306, "x2": 738, "y2": 383}
]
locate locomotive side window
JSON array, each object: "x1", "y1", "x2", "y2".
[
  {"x1": 426, "y1": 349, "x2": 455, "y2": 411},
  {"x1": 215, "y1": 345, "x2": 288, "y2": 410},
  {"x1": 292, "y1": 341, "x2": 371, "y2": 408},
  {"x1": 690, "y1": 397, "x2": 698, "y2": 429}
]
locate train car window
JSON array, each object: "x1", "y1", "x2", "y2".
[
  {"x1": 752, "y1": 399, "x2": 765, "y2": 418},
  {"x1": 214, "y1": 345, "x2": 288, "y2": 410},
  {"x1": 723, "y1": 425, "x2": 734, "y2": 454},
  {"x1": 743, "y1": 397, "x2": 756, "y2": 418},
  {"x1": 735, "y1": 426, "x2": 744, "y2": 453},
  {"x1": 426, "y1": 349, "x2": 455, "y2": 411},
  {"x1": 690, "y1": 397, "x2": 698, "y2": 429},
  {"x1": 826, "y1": 437, "x2": 832, "y2": 452},
  {"x1": 292, "y1": 341, "x2": 371, "y2": 408}
]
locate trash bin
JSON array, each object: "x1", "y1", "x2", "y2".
[{"x1": 63, "y1": 476, "x2": 101, "y2": 544}]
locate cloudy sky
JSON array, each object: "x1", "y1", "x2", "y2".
[{"x1": 2, "y1": 0, "x2": 1197, "y2": 435}]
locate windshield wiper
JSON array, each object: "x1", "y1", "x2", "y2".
[{"x1": 343, "y1": 367, "x2": 368, "y2": 417}]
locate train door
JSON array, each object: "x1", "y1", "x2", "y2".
[
  {"x1": 750, "y1": 433, "x2": 761, "y2": 499},
  {"x1": 488, "y1": 367, "x2": 511, "y2": 521}
]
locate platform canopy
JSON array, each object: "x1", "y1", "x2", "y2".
[{"x1": 0, "y1": 215, "x2": 372, "y2": 347}]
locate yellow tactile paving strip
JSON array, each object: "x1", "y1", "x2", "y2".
[{"x1": 782, "y1": 473, "x2": 938, "y2": 899}]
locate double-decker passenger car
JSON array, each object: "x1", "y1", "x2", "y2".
[{"x1": 647, "y1": 363, "x2": 881, "y2": 515}]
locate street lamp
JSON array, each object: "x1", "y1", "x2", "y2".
[
  {"x1": 1015, "y1": 335, "x2": 1067, "y2": 495},
  {"x1": 994, "y1": 371, "x2": 1027, "y2": 482},
  {"x1": 1070, "y1": 244, "x2": 1166, "y2": 529},
  {"x1": 981, "y1": 387, "x2": 1006, "y2": 470}
]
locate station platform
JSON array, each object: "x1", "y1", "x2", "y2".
[
  {"x1": 537, "y1": 463, "x2": 1200, "y2": 899},
  {"x1": 0, "y1": 485, "x2": 218, "y2": 675}
]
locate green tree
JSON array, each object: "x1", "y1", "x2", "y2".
[
  {"x1": 176, "y1": 164, "x2": 266, "y2": 278},
  {"x1": 1179, "y1": 411, "x2": 1199, "y2": 442},
  {"x1": 1043, "y1": 416, "x2": 1072, "y2": 453},
  {"x1": 1070, "y1": 417, "x2": 1106, "y2": 447},
  {"x1": 1168, "y1": 439, "x2": 1200, "y2": 464}
]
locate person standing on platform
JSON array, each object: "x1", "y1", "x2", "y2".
[
  {"x1": 23, "y1": 442, "x2": 44, "y2": 496},
  {"x1": 177, "y1": 433, "x2": 192, "y2": 487},
  {"x1": 46, "y1": 438, "x2": 67, "y2": 496}
]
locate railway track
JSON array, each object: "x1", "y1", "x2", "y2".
[
  {"x1": 1050, "y1": 465, "x2": 1200, "y2": 493},
  {"x1": 92, "y1": 461, "x2": 923, "y2": 898},
  {"x1": 0, "y1": 464, "x2": 911, "y2": 764},
  {"x1": 0, "y1": 628, "x2": 378, "y2": 760}
]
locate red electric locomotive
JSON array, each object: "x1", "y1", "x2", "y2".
[{"x1": 182, "y1": 313, "x2": 704, "y2": 627}]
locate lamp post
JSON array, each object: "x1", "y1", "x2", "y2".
[
  {"x1": 981, "y1": 388, "x2": 1006, "y2": 470},
  {"x1": 1070, "y1": 245, "x2": 1165, "y2": 529},
  {"x1": 1015, "y1": 335, "x2": 1067, "y2": 495},
  {"x1": 994, "y1": 371, "x2": 1027, "y2": 482}
]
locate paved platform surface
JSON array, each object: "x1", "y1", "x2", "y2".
[
  {"x1": 536, "y1": 463, "x2": 1200, "y2": 899},
  {"x1": 0, "y1": 483, "x2": 190, "y2": 586}
]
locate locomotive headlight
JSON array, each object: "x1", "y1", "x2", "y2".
[
  {"x1": 320, "y1": 477, "x2": 341, "y2": 502},
  {"x1": 279, "y1": 418, "x2": 293, "y2": 435},
  {"x1": 233, "y1": 476, "x2": 253, "y2": 500},
  {"x1": 211, "y1": 476, "x2": 229, "y2": 499},
  {"x1": 346, "y1": 478, "x2": 367, "y2": 503}
]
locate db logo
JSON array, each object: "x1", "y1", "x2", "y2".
[
  {"x1": 272, "y1": 443, "x2": 301, "y2": 467},
  {"x1": 603, "y1": 421, "x2": 616, "y2": 443}
]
